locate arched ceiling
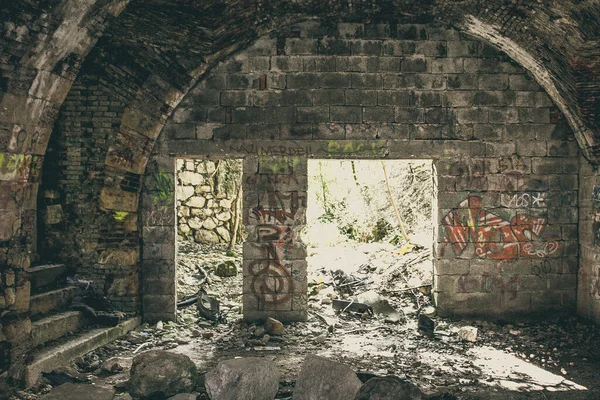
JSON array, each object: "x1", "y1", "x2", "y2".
[{"x1": 2, "y1": 0, "x2": 600, "y2": 172}]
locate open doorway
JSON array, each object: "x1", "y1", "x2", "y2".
[
  {"x1": 175, "y1": 158, "x2": 245, "y2": 321},
  {"x1": 303, "y1": 159, "x2": 435, "y2": 322}
]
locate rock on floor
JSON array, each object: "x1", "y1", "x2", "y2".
[
  {"x1": 293, "y1": 354, "x2": 363, "y2": 400},
  {"x1": 355, "y1": 376, "x2": 424, "y2": 399},
  {"x1": 40, "y1": 383, "x2": 115, "y2": 400},
  {"x1": 128, "y1": 350, "x2": 198, "y2": 398},
  {"x1": 205, "y1": 357, "x2": 280, "y2": 400}
]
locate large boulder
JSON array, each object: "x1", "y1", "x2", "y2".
[
  {"x1": 293, "y1": 354, "x2": 362, "y2": 400},
  {"x1": 128, "y1": 350, "x2": 197, "y2": 399},
  {"x1": 41, "y1": 383, "x2": 114, "y2": 400},
  {"x1": 205, "y1": 357, "x2": 279, "y2": 400},
  {"x1": 355, "y1": 376, "x2": 424, "y2": 399}
]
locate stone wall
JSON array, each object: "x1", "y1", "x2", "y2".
[
  {"x1": 146, "y1": 19, "x2": 580, "y2": 322},
  {"x1": 176, "y1": 159, "x2": 240, "y2": 245}
]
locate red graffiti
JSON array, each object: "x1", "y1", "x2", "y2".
[
  {"x1": 249, "y1": 225, "x2": 294, "y2": 305},
  {"x1": 443, "y1": 196, "x2": 562, "y2": 261}
]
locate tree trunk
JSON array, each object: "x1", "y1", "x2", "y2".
[{"x1": 228, "y1": 184, "x2": 242, "y2": 251}]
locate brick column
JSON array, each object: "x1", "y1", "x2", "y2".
[
  {"x1": 141, "y1": 155, "x2": 177, "y2": 323},
  {"x1": 242, "y1": 156, "x2": 308, "y2": 322}
]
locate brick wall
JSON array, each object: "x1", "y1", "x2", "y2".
[{"x1": 145, "y1": 20, "x2": 580, "y2": 321}]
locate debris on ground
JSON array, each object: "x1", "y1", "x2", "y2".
[
  {"x1": 11, "y1": 241, "x2": 600, "y2": 400},
  {"x1": 205, "y1": 357, "x2": 279, "y2": 400}
]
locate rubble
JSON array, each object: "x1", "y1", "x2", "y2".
[
  {"x1": 128, "y1": 350, "x2": 197, "y2": 398},
  {"x1": 356, "y1": 376, "x2": 424, "y2": 400},
  {"x1": 293, "y1": 354, "x2": 363, "y2": 400},
  {"x1": 11, "y1": 241, "x2": 600, "y2": 400},
  {"x1": 458, "y1": 326, "x2": 478, "y2": 343},
  {"x1": 205, "y1": 357, "x2": 279, "y2": 400},
  {"x1": 40, "y1": 383, "x2": 114, "y2": 400},
  {"x1": 264, "y1": 317, "x2": 284, "y2": 335}
]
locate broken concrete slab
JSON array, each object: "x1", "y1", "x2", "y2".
[
  {"x1": 128, "y1": 350, "x2": 198, "y2": 398},
  {"x1": 205, "y1": 357, "x2": 279, "y2": 400},
  {"x1": 40, "y1": 383, "x2": 115, "y2": 400},
  {"x1": 293, "y1": 354, "x2": 362, "y2": 400}
]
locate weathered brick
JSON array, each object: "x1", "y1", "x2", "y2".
[
  {"x1": 311, "y1": 89, "x2": 345, "y2": 105},
  {"x1": 345, "y1": 90, "x2": 377, "y2": 105},
  {"x1": 478, "y1": 74, "x2": 508, "y2": 90},
  {"x1": 287, "y1": 73, "x2": 320, "y2": 89},
  {"x1": 351, "y1": 73, "x2": 383, "y2": 89},
  {"x1": 401, "y1": 57, "x2": 428, "y2": 73},
  {"x1": 446, "y1": 74, "x2": 477, "y2": 90},
  {"x1": 297, "y1": 106, "x2": 329, "y2": 123},
  {"x1": 362, "y1": 107, "x2": 394, "y2": 122},
  {"x1": 330, "y1": 106, "x2": 361, "y2": 123},
  {"x1": 378, "y1": 91, "x2": 412, "y2": 106},
  {"x1": 320, "y1": 73, "x2": 352, "y2": 88},
  {"x1": 509, "y1": 74, "x2": 540, "y2": 91}
]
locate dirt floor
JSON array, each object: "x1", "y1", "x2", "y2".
[{"x1": 13, "y1": 241, "x2": 600, "y2": 400}]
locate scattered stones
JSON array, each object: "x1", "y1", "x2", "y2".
[
  {"x1": 458, "y1": 326, "x2": 478, "y2": 342},
  {"x1": 168, "y1": 394, "x2": 200, "y2": 400},
  {"x1": 194, "y1": 229, "x2": 219, "y2": 244},
  {"x1": 293, "y1": 354, "x2": 363, "y2": 400},
  {"x1": 128, "y1": 350, "x2": 198, "y2": 398},
  {"x1": 102, "y1": 357, "x2": 130, "y2": 373},
  {"x1": 215, "y1": 261, "x2": 237, "y2": 277},
  {"x1": 264, "y1": 317, "x2": 284, "y2": 335},
  {"x1": 205, "y1": 357, "x2": 279, "y2": 400},
  {"x1": 40, "y1": 383, "x2": 114, "y2": 400},
  {"x1": 355, "y1": 376, "x2": 424, "y2": 400}
]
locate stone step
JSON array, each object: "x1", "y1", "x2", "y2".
[
  {"x1": 29, "y1": 286, "x2": 78, "y2": 317},
  {"x1": 31, "y1": 311, "x2": 88, "y2": 348},
  {"x1": 24, "y1": 317, "x2": 141, "y2": 388},
  {"x1": 29, "y1": 264, "x2": 68, "y2": 292}
]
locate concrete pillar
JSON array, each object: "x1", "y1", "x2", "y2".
[{"x1": 242, "y1": 156, "x2": 308, "y2": 322}]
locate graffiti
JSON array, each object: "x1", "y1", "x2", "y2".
[
  {"x1": 531, "y1": 260, "x2": 552, "y2": 278},
  {"x1": 248, "y1": 225, "x2": 294, "y2": 305},
  {"x1": 326, "y1": 140, "x2": 387, "y2": 155},
  {"x1": 245, "y1": 174, "x2": 299, "y2": 187},
  {"x1": 229, "y1": 143, "x2": 311, "y2": 156},
  {"x1": 457, "y1": 274, "x2": 521, "y2": 300},
  {"x1": 593, "y1": 186, "x2": 600, "y2": 246},
  {"x1": 442, "y1": 196, "x2": 561, "y2": 261},
  {"x1": 251, "y1": 190, "x2": 306, "y2": 224},
  {"x1": 153, "y1": 170, "x2": 173, "y2": 206},
  {"x1": 500, "y1": 192, "x2": 546, "y2": 208}
]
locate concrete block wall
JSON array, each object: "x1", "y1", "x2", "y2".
[
  {"x1": 147, "y1": 20, "x2": 580, "y2": 321},
  {"x1": 578, "y1": 157, "x2": 600, "y2": 322}
]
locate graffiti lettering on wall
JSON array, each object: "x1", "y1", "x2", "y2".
[
  {"x1": 442, "y1": 196, "x2": 562, "y2": 261},
  {"x1": 229, "y1": 143, "x2": 312, "y2": 156},
  {"x1": 249, "y1": 225, "x2": 294, "y2": 305},
  {"x1": 458, "y1": 273, "x2": 520, "y2": 300},
  {"x1": 500, "y1": 192, "x2": 546, "y2": 208},
  {"x1": 593, "y1": 186, "x2": 600, "y2": 246},
  {"x1": 531, "y1": 260, "x2": 552, "y2": 279},
  {"x1": 250, "y1": 190, "x2": 306, "y2": 224}
]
